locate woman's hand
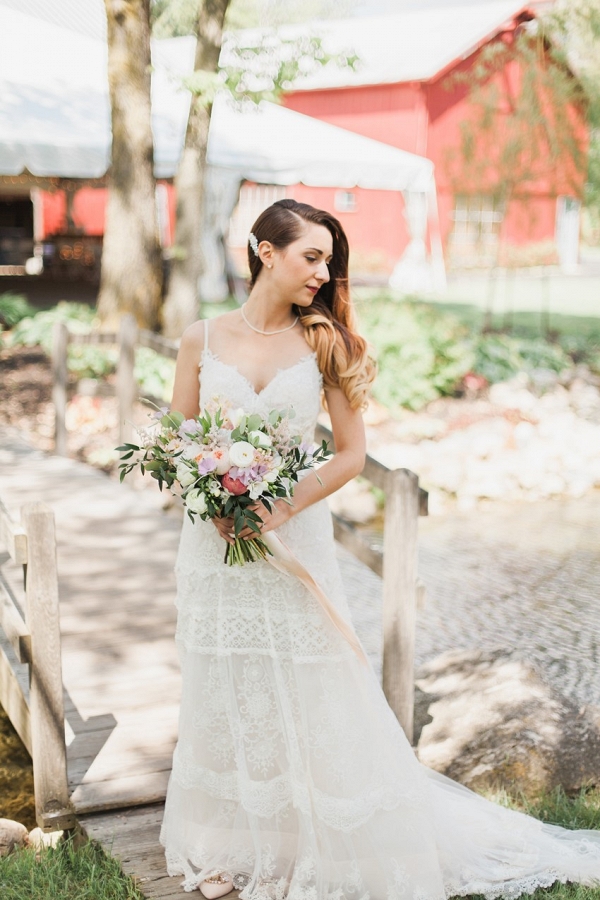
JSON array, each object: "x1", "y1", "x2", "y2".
[{"x1": 212, "y1": 498, "x2": 292, "y2": 544}]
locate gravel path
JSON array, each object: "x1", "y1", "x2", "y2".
[{"x1": 341, "y1": 493, "x2": 600, "y2": 710}]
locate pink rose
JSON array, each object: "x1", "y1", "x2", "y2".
[{"x1": 221, "y1": 473, "x2": 247, "y2": 495}]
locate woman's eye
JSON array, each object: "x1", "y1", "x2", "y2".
[{"x1": 306, "y1": 257, "x2": 316, "y2": 263}]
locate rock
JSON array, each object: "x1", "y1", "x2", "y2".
[
  {"x1": 0, "y1": 818, "x2": 29, "y2": 856},
  {"x1": 28, "y1": 827, "x2": 63, "y2": 851},
  {"x1": 415, "y1": 649, "x2": 600, "y2": 796}
]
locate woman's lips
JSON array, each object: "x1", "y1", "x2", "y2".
[{"x1": 306, "y1": 286, "x2": 318, "y2": 294}]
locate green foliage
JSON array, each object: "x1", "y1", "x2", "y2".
[
  {"x1": 9, "y1": 302, "x2": 97, "y2": 354},
  {"x1": 356, "y1": 294, "x2": 475, "y2": 411},
  {"x1": 355, "y1": 292, "x2": 592, "y2": 413},
  {"x1": 473, "y1": 334, "x2": 571, "y2": 384},
  {"x1": 0, "y1": 832, "x2": 144, "y2": 900},
  {"x1": 0, "y1": 292, "x2": 34, "y2": 328},
  {"x1": 134, "y1": 347, "x2": 176, "y2": 400}
]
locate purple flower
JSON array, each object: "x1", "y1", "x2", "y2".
[
  {"x1": 152, "y1": 406, "x2": 169, "y2": 420},
  {"x1": 197, "y1": 457, "x2": 217, "y2": 475},
  {"x1": 178, "y1": 419, "x2": 201, "y2": 439}
]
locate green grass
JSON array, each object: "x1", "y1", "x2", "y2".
[{"x1": 0, "y1": 832, "x2": 145, "y2": 900}]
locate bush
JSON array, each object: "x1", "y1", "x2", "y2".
[
  {"x1": 9, "y1": 302, "x2": 97, "y2": 354},
  {"x1": 0, "y1": 292, "x2": 35, "y2": 328},
  {"x1": 356, "y1": 293, "x2": 475, "y2": 410},
  {"x1": 473, "y1": 334, "x2": 571, "y2": 384}
]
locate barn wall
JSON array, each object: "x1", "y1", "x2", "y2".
[{"x1": 286, "y1": 183, "x2": 409, "y2": 273}]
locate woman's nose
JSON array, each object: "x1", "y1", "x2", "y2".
[{"x1": 317, "y1": 260, "x2": 330, "y2": 283}]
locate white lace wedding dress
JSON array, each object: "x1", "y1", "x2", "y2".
[{"x1": 159, "y1": 322, "x2": 600, "y2": 898}]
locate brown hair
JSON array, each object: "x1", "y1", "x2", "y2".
[{"x1": 247, "y1": 199, "x2": 376, "y2": 411}]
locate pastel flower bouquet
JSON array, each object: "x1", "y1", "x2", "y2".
[{"x1": 117, "y1": 399, "x2": 332, "y2": 566}]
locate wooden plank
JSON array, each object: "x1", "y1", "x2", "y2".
[
  {"x1": 381, "y1": 468, "x2": 419, "y2": 744},
  {"x1": 22, "y1": 503, "x2": 76, "y2": 831},
  {"x1": 138, "y1": 329, "x2": 179, "y2": 360},
  {"x1": 0, "y1": 498, "x2": 28, "y2": 564},
  {"x1": 315, "y1": 423, "x2": 428, "y2": 514},
  {"x1": 0, "y1": 643, "x2": 31, "y2": 753},
  {"x1": 0, "y1": 579, "x2": 32, "y2": 663},
  {"x1": 70, "y1": 769, "x2": 171, "y2": 813},
  {"x1": 51, "y1": 320, "x2": 69, "y2": 457},
  {"x1": 117, "y1": 314, "x2": 139, "y2": 445},
  {"x1": 331, "y1": 514, "x2": 383, "y2": 577}
]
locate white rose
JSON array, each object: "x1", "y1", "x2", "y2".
[
  {"x1": 176, "y1": 463, "x2": 196, "y2": 487},
  {"x1": 248, "y1": 430, "x2": 272, "y2": 448},
  {"x1": 229, "y1": 441, "x2": 256, "y2": 467},
  {"x1": 229, "y1": 408, "x2": 246, "y2": 429},
  {"x1": 213, "y1": 447, "x2": 230, "y2": 475},
  {"x1": 181, "y1": 441, "x2": 203, "y2": 460},
  {"x1": 263, "y1": 470, "x2": 278, "y2": 483},
  {"x1": 185, "y1": 489, "x2": 208, "y2": 515},
  {"x1": 249, "y1": 481, "x2": 268, "y2": 500}
]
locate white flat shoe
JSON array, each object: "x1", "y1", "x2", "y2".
[{"x1": 199, "y1": 873, "x2": 235, "y2": 898}]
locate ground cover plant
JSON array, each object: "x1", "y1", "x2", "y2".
[
  {"x1": 0, "y1": 832, "x2": 145, "y2": 900},
  {"x1": 354, "y1": 290, "x2": 600, "y2": 413}
]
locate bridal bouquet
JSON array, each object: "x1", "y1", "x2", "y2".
[{"x1": 117, "y1": 399, "x2": 332, "y2": 566}]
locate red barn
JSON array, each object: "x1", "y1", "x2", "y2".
[{"x1": 276, "y1": 1, "x2": 588, "y2": 274}]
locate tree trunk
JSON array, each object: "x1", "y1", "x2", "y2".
[
  {"x1": 161, "y1": 0, "x2": 231, "y2": 339},
  {"x1": 98, "y1": 0, "x2": 163, "y2": 331}
]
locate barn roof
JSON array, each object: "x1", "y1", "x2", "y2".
[{"x1": 245, "y1": 1, "x2": 536, "y2": 91}]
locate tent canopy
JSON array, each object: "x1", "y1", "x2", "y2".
[{"x1": 0, "y1": 6, "x2": 433, "y2": 192}]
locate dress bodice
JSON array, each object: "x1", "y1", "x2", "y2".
[{"x1": 198, "y1": 326, "x2": 323, "y2": 443}]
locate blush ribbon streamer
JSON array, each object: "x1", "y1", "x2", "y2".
[{"x1": 260, "y1": 531, "x2": 368, "y2": 666}]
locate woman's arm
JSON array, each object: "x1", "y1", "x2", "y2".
[{"x1": 170, "y1": 321, "x2": 205, "y2": 419}]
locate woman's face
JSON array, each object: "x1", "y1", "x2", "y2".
[{"x1": 267, "y1": 222, "x2": 333, "y2": 307}]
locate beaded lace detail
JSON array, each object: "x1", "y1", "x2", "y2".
[{"x1": 159, "y1": 327, "x2": 600, "y2": 898}]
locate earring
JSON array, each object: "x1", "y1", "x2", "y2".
[{"x1": 267, "y1": 264, "x2": 272, "y2": 269}]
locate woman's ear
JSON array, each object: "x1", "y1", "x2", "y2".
[{"x1": 258, "y1": 241, "x2": 275, "y2": 268}]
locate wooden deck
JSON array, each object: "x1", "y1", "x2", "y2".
[
  {"x1": 79, "y1": 803, "x2": 241, "y2": 898},
  {"x1": 0, "y1": 430, "x2": 182, "y2": 817}
]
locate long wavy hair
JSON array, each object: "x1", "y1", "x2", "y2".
[{"x1": 247, "y1": 199, "x2": 376, "y2": 411}]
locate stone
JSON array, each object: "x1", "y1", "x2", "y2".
[
  {"x1": 0, "y1": 818, "x2": 29, "y2": 856},
  {"x1": 415, "y1": 649, "x2": 600, "y2": 796},
  {"x1": 28, "y1": 827, "x2": 63, "y2": 851}
]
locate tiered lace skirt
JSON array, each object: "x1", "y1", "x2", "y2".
[{"x1": 159, "y1": 499, "x2": 600, "y2": 898}]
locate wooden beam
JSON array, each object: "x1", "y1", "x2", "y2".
[
  {"x1": 22, "y1": 503, "x2": 76, "y2": 832},
  {"x1": 0, "y1": 644, "x2": 31, "y2": 754},
  {"x1": 331, "y1": 514, "x2": 383, "y2": 577},
  {"x1": 51, "y1": 321, "x2": 69, "y2": 457},
  {"x1": 0, "y1": 580, "x2": 32, "y2": 664},
  {"x1": 70, "y1": 332, "x2": 118, "y2": 346},
  {"x1": 315, "y1": 423, "x2": 428, "y2": 514},
  {"x1": 138, "y1": 329, "x2": 179, "y2": 360},
  {"x1": 381, "y1": 468, "x2": 419, "y2": 744},
  {"x1": 0, "y1": 498, "x2": 27, "y2": 564},
  {"x1": 117, "y1": 315, "x2": 138, "y2": 446}
]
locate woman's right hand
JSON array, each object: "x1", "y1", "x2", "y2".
[{"x1": 213, "y1": 514, "x2": 236, "y2": 545}]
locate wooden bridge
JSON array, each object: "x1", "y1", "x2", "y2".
[{"x1": 0, "y1": 320, "x2": 427, "y2": 898}]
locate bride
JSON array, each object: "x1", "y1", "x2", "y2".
[{"x1": 159, "y1": 199, "x2": 600, "y2": 899}]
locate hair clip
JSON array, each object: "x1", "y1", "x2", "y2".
[{"x1": 248, "y1": 233, "x2": 260, "y2": 257}]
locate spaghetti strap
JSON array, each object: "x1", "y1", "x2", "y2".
[{"x1": 203, "y1": 318, "x2": 209, "y2": 353}]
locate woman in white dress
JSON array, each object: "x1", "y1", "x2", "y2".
[{"x1": 159, "y1": 199, "x2": 600, "y2": 899}]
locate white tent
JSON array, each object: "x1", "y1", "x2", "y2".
[{"x1": 0, "y1": 5, "x2": 445, "y2": 295}]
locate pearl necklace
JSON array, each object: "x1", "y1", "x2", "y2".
[{"x1": 241, "y1": 303, "x2": 298, "y2": 335}]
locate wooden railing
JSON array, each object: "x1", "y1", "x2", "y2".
[
  {"x1": 0, "y1": 498, "x2": 77, "y2": 832},
  {"x1": 52, "y1": 315, "x2": 428, "y2": 742}
]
